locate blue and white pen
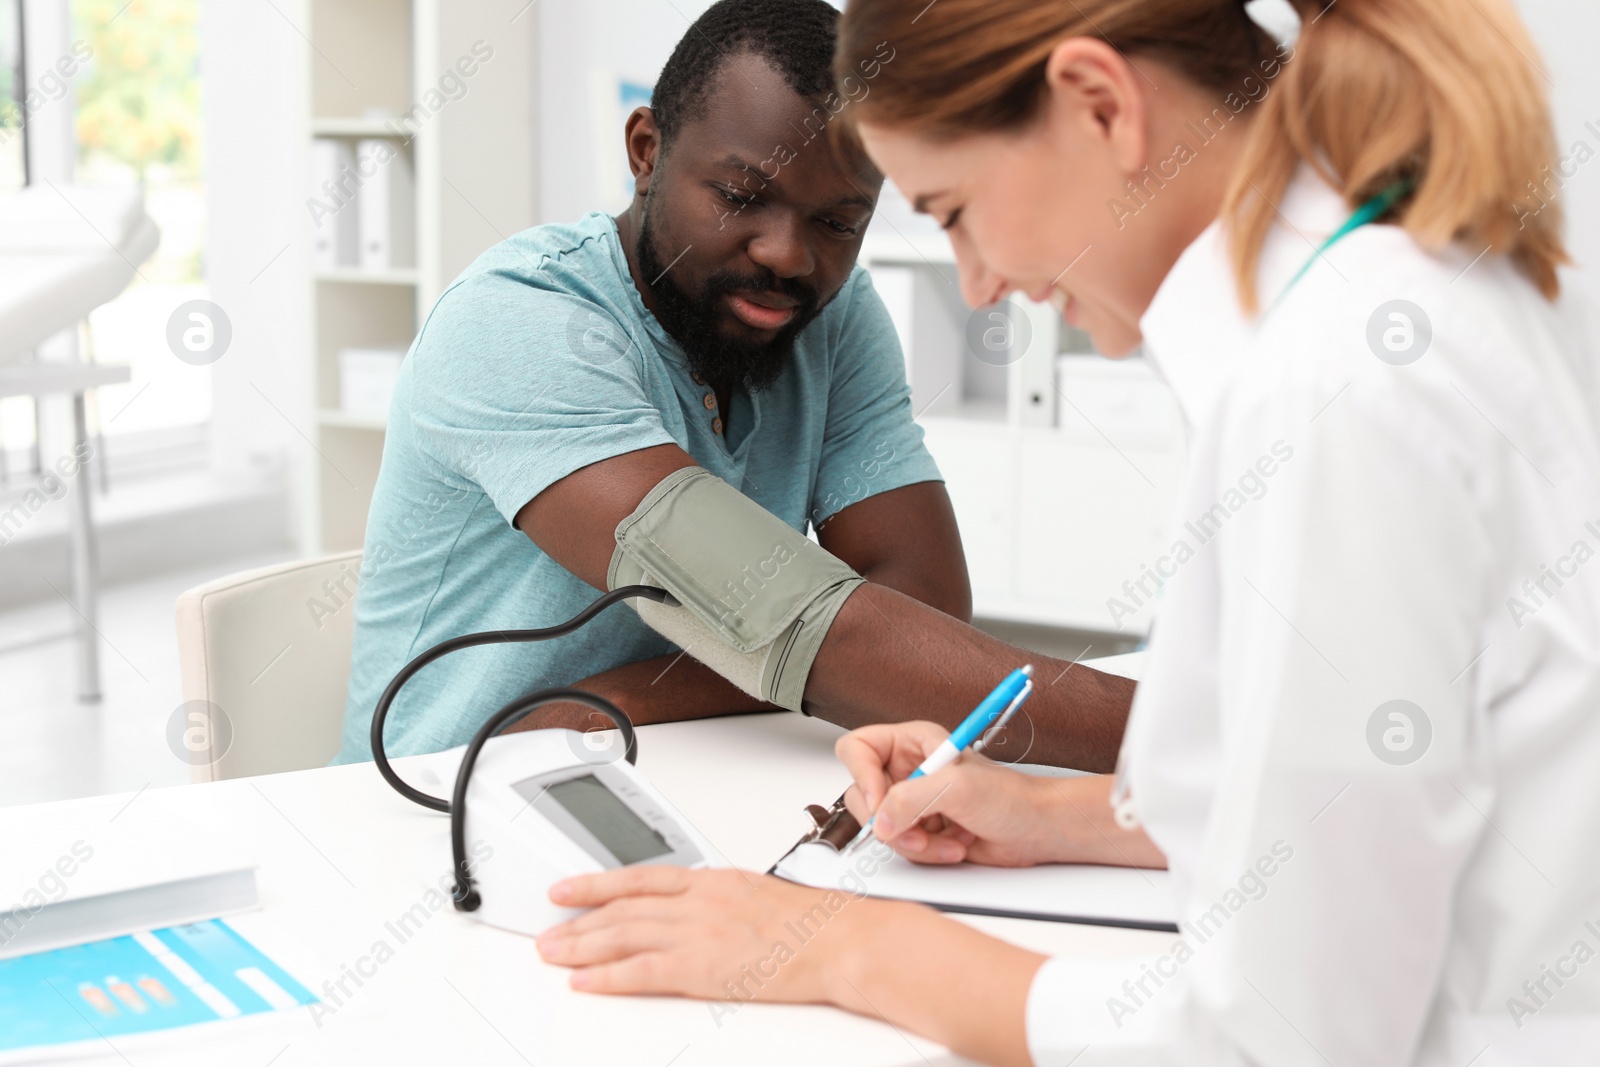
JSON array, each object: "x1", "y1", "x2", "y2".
[{"x1": 843, "y1": 664, "x2": 1035, "y2": 856}]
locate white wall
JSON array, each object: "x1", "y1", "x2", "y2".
[
  {"x1": 536, "y1": 0, "x2": 716, "y2": 224},
  {"x1": 535, "y1": 0, "x2": 852, "y2": 225},
  {"x1": 1519, "y1": 0, "x2": 1600, "y2": 407},
  {"x1": 199, "y1": 1, "x2": 310, "y2": 492}
]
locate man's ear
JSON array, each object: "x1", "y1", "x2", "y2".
[{"x1": 623, "y1": 106, "x2": 663, "y2": 197}]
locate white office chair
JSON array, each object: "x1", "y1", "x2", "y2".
[{"x1": 174, "y1": 551, "x2": 362, "y2": 782}]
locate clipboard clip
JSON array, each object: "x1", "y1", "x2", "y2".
[
  {"x1": 766, "y1": 793, "x2": 865, "y2": 875},
  {"x1": 796, "y1": 793, "x2": 863, "y2": 853}
]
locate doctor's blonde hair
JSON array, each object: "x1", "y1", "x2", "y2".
[{"x1": 835, "y1": 0, "x2": 1568, "y2": 311}]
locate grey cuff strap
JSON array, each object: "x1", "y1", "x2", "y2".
[
  {"x1": 760, "y1": 576, "x2": 864, "y2": 713},
  {"x1": 606, "y1": 466, "x2": 862, "y2": 713}
]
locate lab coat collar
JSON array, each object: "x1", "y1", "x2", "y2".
[{"x1": 1138, "y1": 168, "x2": 1350, "y2": 432}]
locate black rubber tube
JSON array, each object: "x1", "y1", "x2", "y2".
[
  {"x1": 369, "y1": 584, "x2": 674, "y2": 812},
  {"x1": 447, "y1": 688, "x2": 636, "y2": 911}
]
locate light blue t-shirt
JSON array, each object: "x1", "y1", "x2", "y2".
[{"x1": 334, "y1": 211, "x2": 942, "y2": 762}]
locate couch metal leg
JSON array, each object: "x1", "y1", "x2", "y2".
[{"x1": 69, "y1": 390, "x2": 101, "y2": 703}]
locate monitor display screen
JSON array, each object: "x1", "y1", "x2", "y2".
[{"x1": 543, "y1": 774, "x2": 672, "y2": 865}]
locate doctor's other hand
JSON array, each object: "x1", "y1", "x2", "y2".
[
  {"x1": 537, "y1": 866, "x2": 913, "y2": 1008},
  {"x1": 836, "y1": 722, "x2": 1168, "y2": 870}
]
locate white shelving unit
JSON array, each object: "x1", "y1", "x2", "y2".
[
  {"x1": 860, "y1": 229, "x2": 1187, "y2": 638},
  {"x1": 296, "y1": 0, "x2": 537, "y2": 552}
]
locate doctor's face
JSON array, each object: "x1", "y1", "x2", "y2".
[
  {"x1": 857, "y1": 117, "x2": 1152, "y2": 358},
  {"x1": 855, "y1": 42, "x2": 1210, "y2": 359}
]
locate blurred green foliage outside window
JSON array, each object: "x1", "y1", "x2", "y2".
[{"x1": 74, "y1": 0, "x2": 201, "y2": 180}]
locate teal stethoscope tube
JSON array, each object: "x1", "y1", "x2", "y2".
[{"x1": 1267, "y1": 177, "x2": 1414, "y2": 314}]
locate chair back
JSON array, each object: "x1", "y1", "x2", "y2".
[{"x1": 174, "y1": 551, "x2": 362, "y2": 781}]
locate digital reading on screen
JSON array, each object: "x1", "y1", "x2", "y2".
[{"x1": 542, "y1": 774, "x2": 672, "y2": 864}]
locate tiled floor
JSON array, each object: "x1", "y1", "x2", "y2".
[{"x1": 0, "y1": 549, "x2": 292, "y2": 808}]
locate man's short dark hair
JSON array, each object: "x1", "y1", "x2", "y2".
[{"x1": 651, "y1": 0, "x2": 840, "y2": 150}]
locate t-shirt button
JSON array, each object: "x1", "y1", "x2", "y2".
[
  {"x1": 712, "y1": 417, "x2": 724, "y2": 435},
  {"x1": 690, "y1": 372, "x2": 703, "y2": 385},
  {"x1": 702, "y1": 393, "x2": 717, "y2": 410}
]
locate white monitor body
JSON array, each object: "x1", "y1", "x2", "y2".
[{"x1": 419, "y1": 730, "x2": 720, "y2": 937}]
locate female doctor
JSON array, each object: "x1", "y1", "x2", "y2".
[{"x1": 535, "y1": 0, "x2": 1600, "y2": 1063}]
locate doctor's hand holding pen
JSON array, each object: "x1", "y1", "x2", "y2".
[{"x1": 836, "y1": 720, "x2": 1167, "y2": 871}]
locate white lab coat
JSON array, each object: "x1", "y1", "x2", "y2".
[{"x1": 1026, "y1": 170, "x2": 1600, "y2": 1066}]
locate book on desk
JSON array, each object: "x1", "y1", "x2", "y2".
[
  {"x1": 0, "y1": 806, "x2": 318, "y2": 1062},
  {"x1": 2, "y1": 819, "x2": 259, "y2": 961}
]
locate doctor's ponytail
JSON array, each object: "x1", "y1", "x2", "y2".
[
  {"x1": 835, "y1": 0, "x2": 1568, "y2": 311},
  {"x1": 1223, "y1": 0, "x2": 1566, "y2": 310}
]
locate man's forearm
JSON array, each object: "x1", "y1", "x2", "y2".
[{"x1": 804, "y1": 583, "x2": 1134, "y2": 772}]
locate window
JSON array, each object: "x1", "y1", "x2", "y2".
[
  {"x1": 0, "y1": 0, "x2": 21, "y2": 189},
  {"x1": 0, "y1": 1, "x2": 210, "y2": 480},
  {"x1": 72, "y1": 0, "x2": 210, "y2": 452}
]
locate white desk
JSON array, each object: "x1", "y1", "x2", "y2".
[{"x1": 3, "y1": 707, "x2": 1166, "y2": 1065}]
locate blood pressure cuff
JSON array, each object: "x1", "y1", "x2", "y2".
[{"x1": 606, "y1": 467, "x2": 863, "y2": 713}]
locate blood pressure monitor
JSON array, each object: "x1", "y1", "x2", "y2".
[
  {"x1": 368, "y1": 585, "x2": 721, "y2": 937},
  {"x1": 414, "y1": 729, "x2": 720, "y2": 937}
]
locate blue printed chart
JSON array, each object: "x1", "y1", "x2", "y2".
[{"x1": 0, "y1": 919, "x2": 317, "y2": 1058}]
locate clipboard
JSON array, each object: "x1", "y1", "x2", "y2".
[{"x1": 768, "y1": 793, "x2": 1180, "y2": 933}]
